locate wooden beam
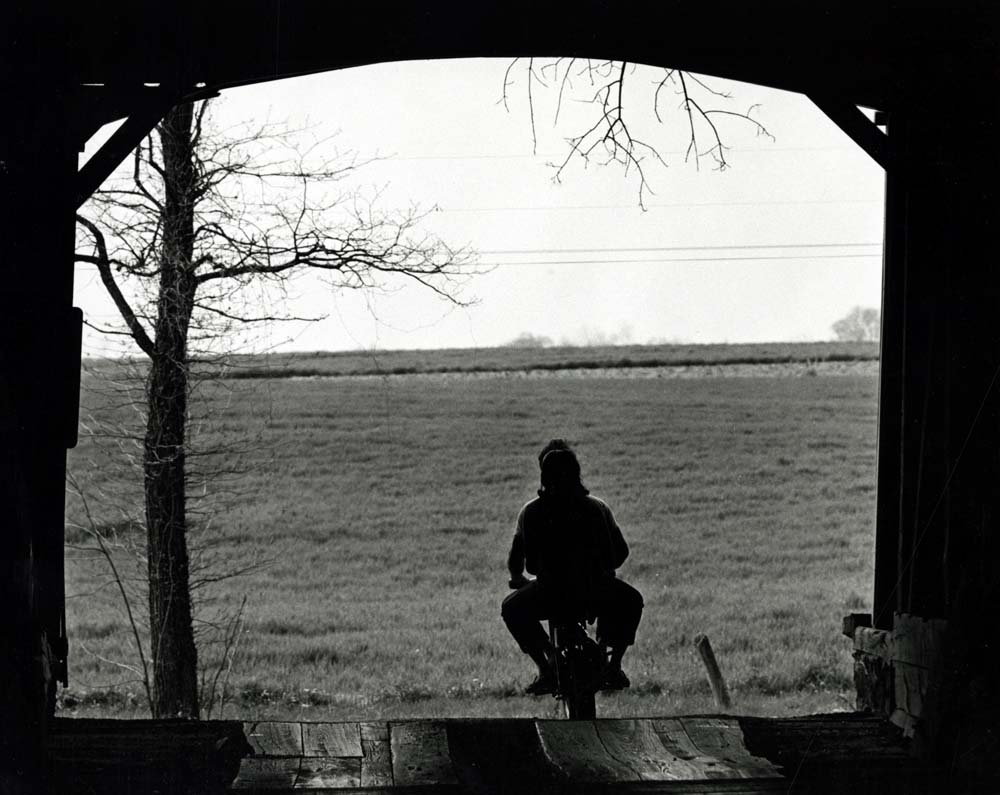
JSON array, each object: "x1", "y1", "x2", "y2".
[
  {"x1": 76, "y1": 93, "x2": 175, "y2": 207},
  {"x1": 872, "y1": 111, "x2": 907, "y2": 628},
  {"x1": 808, "y1": 95, "x2": 891, "y2": 170},
  {"x1": 74, "y1": 85, "x2": 215, "y2": 208},
  {"x1": 843, "y1": 612, "x2": 873, "y2": 638}
]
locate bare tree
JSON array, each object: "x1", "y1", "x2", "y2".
[
  {"x1": 832, "y1": 306, "x2": 880, "y2": 342},
  {"x1": 65, "y1": 464, "x2": 256, "y2": 718},
  {"x1": 505, "y1": 332, "x2": 554, "y2": 349},
  {"x1": 74, "y1": 99, "x2": 474, "y2": 717},
  {"x1": 503, "y1": 59, "x2": 773, "y2": 207}
]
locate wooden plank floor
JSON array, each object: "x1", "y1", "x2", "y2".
[
  {"x1": 226, "y1": 714, "x2": 945, "y2": 793},
  {"x1": 48, "y1": 713, "x2": 957, "y2": 794}
]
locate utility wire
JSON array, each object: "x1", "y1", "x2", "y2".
[
  {"x1": 76, "y1": 250, "x2": 882, "y2": 273},
  {"x1": 479, "y1": 242, "x2": 881, "y2": 255},
  {"x1": 387, "y1": 145, "x2": 861, "y2": 161},
  {"x1": 437, "y1": 198, "x2": 882, "y2": 213},
  {"x1": 481, "y1": 254, "x2": 881, "y2": 266}
]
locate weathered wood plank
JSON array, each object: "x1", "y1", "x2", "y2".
[
  {"x1": 295, "y1": 756, "x2": 362, "y2": 788},
  {"x1": 893, "y1": 660, "x2": 930, "y2": 736},
  {"x1": 890, "y1": 613, "x2": 947, "y2": 669},
  {"x1": 536, "y1": 719, "x2": 638, "y2": 782},
  {"x1": 391, "y1": 721, "x2": 457, "y2": 787},
  {"x1": 652, "y1": 719, "x2": 735, "y2": 779},
  {"x1": 842, "y1": 612, "x2": 872, "y2": 638},
  {"x1": 680, "y1": 718, "x2": 782, "y2": 779},
  {"x1": 854, "y1": 627, "x2": 891, "y2": 659},
  {"x1": 741, "y1": 713, "x2": 910, "y2": 764},
  {"x1": 230, "y1": 756, "x2": 301, "y2": 790},
  {"x1": 302, "y1": 722, "x2": 361, "y2": 757},
  {"x1": 49, "y1": 719, "x2": 249, "y2": 759},
  {"x1": 595, "y1": 718, "x2": 705, "y2": 781},
  {"x1": 244, "y1": 721, "x2": 303, "y2": 756},
  {"x1": 445, "y1": 718, "x2": 560, "y2": 789},
  {"x1": 360, "y1": 721, "x2": 392, "y2": 788}
]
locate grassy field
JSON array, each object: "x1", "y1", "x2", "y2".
[
  {"x1": 218, "y1": 340, "x2": 878, "y2": 378},
  {"x1": 81, "y1": 340, "x2": 878, "y2": 381},
  {"x1": 63, "y1": 343, "x2": 878, "y2": 720}
]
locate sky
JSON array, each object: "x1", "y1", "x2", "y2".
[{"x1": 76, "y1": 58, "x2": 885, "y2": 356}]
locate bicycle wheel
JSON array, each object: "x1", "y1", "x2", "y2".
[
  {"x1": 561, "y1": 648, "x2": 598, "y2": 719},
  {"x1": 563, "y1": 687, "x2": 596, "y2": 719}
]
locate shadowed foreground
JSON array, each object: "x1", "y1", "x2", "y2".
[{"x1": 47, "y1": 713, "x2": 957, "y2": 793}]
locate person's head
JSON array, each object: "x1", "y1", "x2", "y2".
[
  {"x1": 538, "y1": 438, "x2": 573, "y2": 469},
  {"x1": 538, "y1": 445, "x2": 587, "y2": 497}
]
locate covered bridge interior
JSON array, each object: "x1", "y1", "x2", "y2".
[{"x1": 2, "y1": 2, "x2": 998, "y2": 791}]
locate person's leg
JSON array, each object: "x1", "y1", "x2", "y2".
[
  {"x1": 595, "y1": 578, "x2": 644, "y2": 687},
  {"x1": 501, "y1": 580, "x2": 555, "y2": 689}
]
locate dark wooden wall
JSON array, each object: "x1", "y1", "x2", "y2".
[
  {"x1": 2, "y1": 1, "x2": 999, "y2": 787},
  {"x1": 1, "y1": 40, "x2": 78, "y2": 795},
  {"x1": 868, "y1": 33, "x2": 1000, "y2": 771}
]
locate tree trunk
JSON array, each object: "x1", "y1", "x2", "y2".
[
  {"x1": 145, "y1": 352, "x2": 198, "y2": 717},
  {"x1": 145, "y1": 103, "x2": 200, "y2": 718}
]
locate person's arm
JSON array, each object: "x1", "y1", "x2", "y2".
[
  {"x1": 507, "y1": 509, "x2": 530, "y2": 588},
  {"x1": 603, "y1": 502, "x2": 629, "y2": 570}
]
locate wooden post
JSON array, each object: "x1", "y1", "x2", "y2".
[
  {"x1": 694, "y1": 634, "x2": 732, "y2": 710},
  {"x1": 1, "y1": 12, "x2": 80, "y2": 791},
  {"x1": 872, "y1": 109, "x2": 906, "y2": 630}
]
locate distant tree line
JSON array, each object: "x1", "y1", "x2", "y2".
[
  {"x1": 832, "y1": 306, "x2": 880, "y2": 343},
  {"x1": 506, "y1": 332, "x2": 554, "y2": 348}
]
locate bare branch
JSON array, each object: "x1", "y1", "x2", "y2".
[
  {"x1": 193, "y1": 302, "x2": 325, "y2": 325},
  {"x1": 67, "y1": 470, "x2": 154, "y2": 714},
  {"x1": 76, "y1": 215, "x2": 156, "y2": 357},
  {"x1": 686, "y1": 72, "x2": 733, "y2": 99},
  {"x1": 500, "y1": 58, "x2": 519, "y2": 112},
  {"x1": 134, "y1": 141, "x2": 165, "y2": 203},
  {"x1": 509, "y1": 59, "x2": 772, "y2": 205},
  {"x1": 653, "y1": 68, "x2": 677, "y2": 123},
  {"x1": 554, "y1": 57, "x2": 577, "y2": 126},
  {"x1": 678, "y1": 71, "x2": 701, "y2": 169},
  {"x1": 527, "y1": 58, "x2": 538, "y2": 155}
]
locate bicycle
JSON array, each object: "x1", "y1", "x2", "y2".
[{"x1": 547, "y1": 613, "x2": 607, "y2": 719}]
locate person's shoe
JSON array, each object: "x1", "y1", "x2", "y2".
[
  {"x1": 600, "y1": 667, "x2": 630, "y2": 691},
  {"x1": 525, "y1": 669, "x2": 557, "y2": 696}
]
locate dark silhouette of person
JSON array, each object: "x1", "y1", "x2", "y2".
[{"x1": 502, "y1": 439, "x2": 644, "y2": 695}]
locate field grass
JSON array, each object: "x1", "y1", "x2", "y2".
[
  {"x1": 82, "y1": 340, "x2": 879, "y2": 381},
  {"x1": 63, "y1": 343, "x2": 878, "y2": 721},
  {"x1": 226, "y1": 340, "x2": 878, "y2": 378}
]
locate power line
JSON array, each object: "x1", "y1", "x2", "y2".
[
  {"x1": 479, "y1": 242, "x2": 881, "y2": 255},
  {"x1": 437, "y1": 198, "x2": 882, "y2": 213},
  {"x1": 483, "y1": 254, "x2": 881, "y2": 266},
  {"x1": 387, "y1": 145, "x2": 860, "y2": 161},
  {"x1": 75, "y1": 250, "x2": 883, "y2": 274}
]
